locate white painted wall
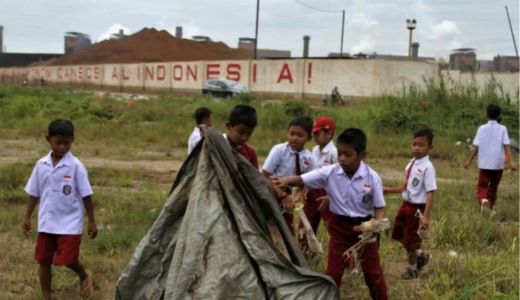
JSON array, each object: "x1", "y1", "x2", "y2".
[
  {"x1": 143, "y1": 63, "x2": 169, "y2": 90},
  {"x1": 0, "y1": 59, "x2": 518, "y2": 100},
  {"x1": 171, "y1": 61, "x2": 203, "y2": 90},
  {"x1": 443, "y1": 70, "x2": 519, "y2": 98}
]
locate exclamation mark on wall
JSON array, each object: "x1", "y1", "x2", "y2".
[{"x1": 307, "y1": 62, "x2": 312, "y2": 84}]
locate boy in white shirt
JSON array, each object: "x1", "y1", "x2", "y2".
[
  {"x1": 261, "y1": 116, "x2": 315, "y2": 231},
  {"x1": 273, "y1": 128, "x2": 388, "y2": 299},
  {"x1": 187, "y1": 107, "x2": 212, "y2": 155},
  {"x1": 384, "y1": 128, "x2": 437, "y2": 279},
  {"x1": 464, "y1": 104, "x2": 516, "y2": 215},
  {"x1": 299, "y1": 116, "x2": 337, "y2": 243},
  {"x1": 23, "y1": 119, "x2": 97, "y2": 300}
]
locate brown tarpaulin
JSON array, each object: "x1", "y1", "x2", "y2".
[{"x1": 115, "y1": 129, "x2": 339, "y2": 299}]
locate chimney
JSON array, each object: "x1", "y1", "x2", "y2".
[
  {"x1": 175, "y1": 26, "x2": 183, "y2": 39},
  {"x1": 0, "y1": 25, "x2": 3, "y2": 53},
  {"x1": 303, "y1": 35, "x2": 310, "y2": 58},
  {"x1": 119, "y1": 29, "x2": 124, "y2": 36},
  {"x1": 411, "y1": 42, "x2": 419, "y2": 61}
]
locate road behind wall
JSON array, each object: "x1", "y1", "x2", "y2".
[{"x1": 0, "y1": 59, "x2": 518, "y2": 100}]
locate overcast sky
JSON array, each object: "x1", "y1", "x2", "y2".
[{"x1": 0, "y1": 0, "x2": 518, "y2": 60}]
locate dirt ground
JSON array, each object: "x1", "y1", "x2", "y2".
[{"x1": 0, "y1": 138, "x2": 491, "y2": 186}]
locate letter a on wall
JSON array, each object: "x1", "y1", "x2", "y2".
[{"x1": 277, "y1": 63, "x2": 293, "y2": 83}]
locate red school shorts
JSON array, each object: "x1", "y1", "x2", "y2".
[
  {"x1": 391, "y1": 201, "x2": 425, "y2": 252},
  {"x1": 35, "y1": 232, "x2": 82, "y2": 265}
]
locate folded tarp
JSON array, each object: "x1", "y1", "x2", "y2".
[{"x1": 115, "y1": 128, "x2": 339, "y2": 299}]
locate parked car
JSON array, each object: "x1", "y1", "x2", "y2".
[{"x1": 202, "y1": 79, "x2": 250, "y2": 98}]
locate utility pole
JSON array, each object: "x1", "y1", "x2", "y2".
[
  {"x1": 406, "y1": 19, "x2": 417, "y2": 61},
  {"x1": 254, "y1": 0, "x2": 260, "y2": 59},
  {"x1": 505, "y1": 6, "x2": 519, "y2": 57},
  {"x1": 340, "y1": 10, "x2": 345, "y2": 57}
]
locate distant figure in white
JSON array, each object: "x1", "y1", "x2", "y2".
[{"x1": 187, "y1": 107, "x2": 212, "y2": 155}]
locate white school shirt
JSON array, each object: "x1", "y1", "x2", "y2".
[
  {"x1": 24, "y1": 151, "x2": 93, "y2": 235},
  {"x1": 187, "y1": 126, "x2": 202, "y2": 155},
  {"x1": 402, "y1": 156, "x2": 437, "y2": 204},
  {"x1": 262, "y1": 142, "x2": 315, "y2": 177},
  {"x1": 312, "y1": 140, "x2": 338, "y2": 168},
  {"x1": 301, "y1": 162, "x2": 385, "y2": 218},
  {"x1": 472, "y1": 120, "x2": 510, "y2": 170}
]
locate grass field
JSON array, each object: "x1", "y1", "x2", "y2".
[{"x1": 0, "y1": 83, "x2": 518, "y2": 299}]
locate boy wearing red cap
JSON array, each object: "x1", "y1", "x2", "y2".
[{"x1": 299, "y1": 116, "x2": 337, "y2": 248}]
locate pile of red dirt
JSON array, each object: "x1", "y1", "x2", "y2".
[{"x1": 43, "y1": 28, "x2": 253, "y2": 66}]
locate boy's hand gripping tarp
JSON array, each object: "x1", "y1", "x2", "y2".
[{"x1": 115, "y1": 128, "x2": 339, "y2": 300}]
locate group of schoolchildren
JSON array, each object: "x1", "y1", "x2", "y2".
[{"x1": 23, "y1": 103, "x2": 515, "y2": 299}]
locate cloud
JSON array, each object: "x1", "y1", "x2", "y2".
[
  {"x1": 406, "y1": 0, "x2": 461, "y2": 58},
  {"x1": 97, "y1": 23, "x2": 132, "y2": 42},
  {"x1": 427, "y1": 20, "x2": 461, "y2": 57},
  {"x1": 348, "y1": 12, "x2": 378, "y2": 54},
  {"x1": 351, "y1": 39, "x2": 376, "y2": 54},
  {"x1": 168, "y1": 21, "x2": 200, "y2": 40}
]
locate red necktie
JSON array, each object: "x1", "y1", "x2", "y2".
[{"x1": 402, "y1": 159, "x2": 415, "y2": 192}]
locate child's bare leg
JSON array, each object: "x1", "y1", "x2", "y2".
[
  {"x1": 67, "y1": 262, "x2": 93, "y2": 298},
  {"x1": 39, "y1": 263, "x2": 52, "y2": 300},
  {"x1": 66, "y1": 262, "x2": 88, "y2": 280}
]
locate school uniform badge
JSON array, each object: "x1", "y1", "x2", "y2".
[
  {"x1": 362, "y1": 193, "x2": 373, "y2": 203},
  {"x1": 63, "y1": 184, "x2": 72, "y2": 195},
  {"x1": 412, "y1": 177, "x2": 420, "y2": 187}
]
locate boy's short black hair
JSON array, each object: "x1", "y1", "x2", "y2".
[
  {"x1": 48, "y1": 119, "x2": 74, "y2": 137},
  {"x1": 414, "y1": 128, "x2": 434, "y2": 146},
  {"x1": 194, "y1": 107, "x2": 212, "y2": 125},
  {"x1": 486, "y1": 104, "x2": 501, "y2": 120},
  {"x1": 337, "y1": 128, "x2": 366, "y2": 153},
  {"x1": 228, "y1": 104, "x2": 257, "y2": 128},
  {"x1": 288, "y1": 116, "x2": 313, "y2": 137}
]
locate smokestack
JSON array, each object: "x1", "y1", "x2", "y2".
[
  {"x1": 303, "y1": 35, "x2": 310, "y2": 58},
  {"x1": 0, "y1": 25, "x2": 3, "y2": 53},
  {"x1": 175, "y1": 26, "x2": 183, "y2": 39},
  {"x1": 411, "y1": 42, "x2": 419, "y2": 61}
]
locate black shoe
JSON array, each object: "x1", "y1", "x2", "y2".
[
  {"x1": 402, "y1": 267, "x2": 419, "y2": 280},
  {"x1": 417, "y1": 252, "x2": 430, "y2": 271}
]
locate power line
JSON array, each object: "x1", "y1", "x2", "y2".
[
  {"x1": 293, "y1": 0, "x2": 342, "y2": 13},
  {"x1": 292, "y1": 0, "x2": 347, "y2": 56}
]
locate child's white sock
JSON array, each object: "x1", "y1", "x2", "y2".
[
  {"x1": 408, "y1": 264, "x2": 417, "y2": 271},
  {"x1": 416, "y1": 249, "x2": 423, "y2": 256}
]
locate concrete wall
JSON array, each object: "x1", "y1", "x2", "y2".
[
  {"x1": 443, "y1": 70, "x2": 519, "y2": 98},
  {"x1": 0, "y1": 59, "x2": 518, "y2": 100}
]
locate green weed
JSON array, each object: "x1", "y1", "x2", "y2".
[{"x1": 0, "y1": 81, "x2": 517, "y2": 299}]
